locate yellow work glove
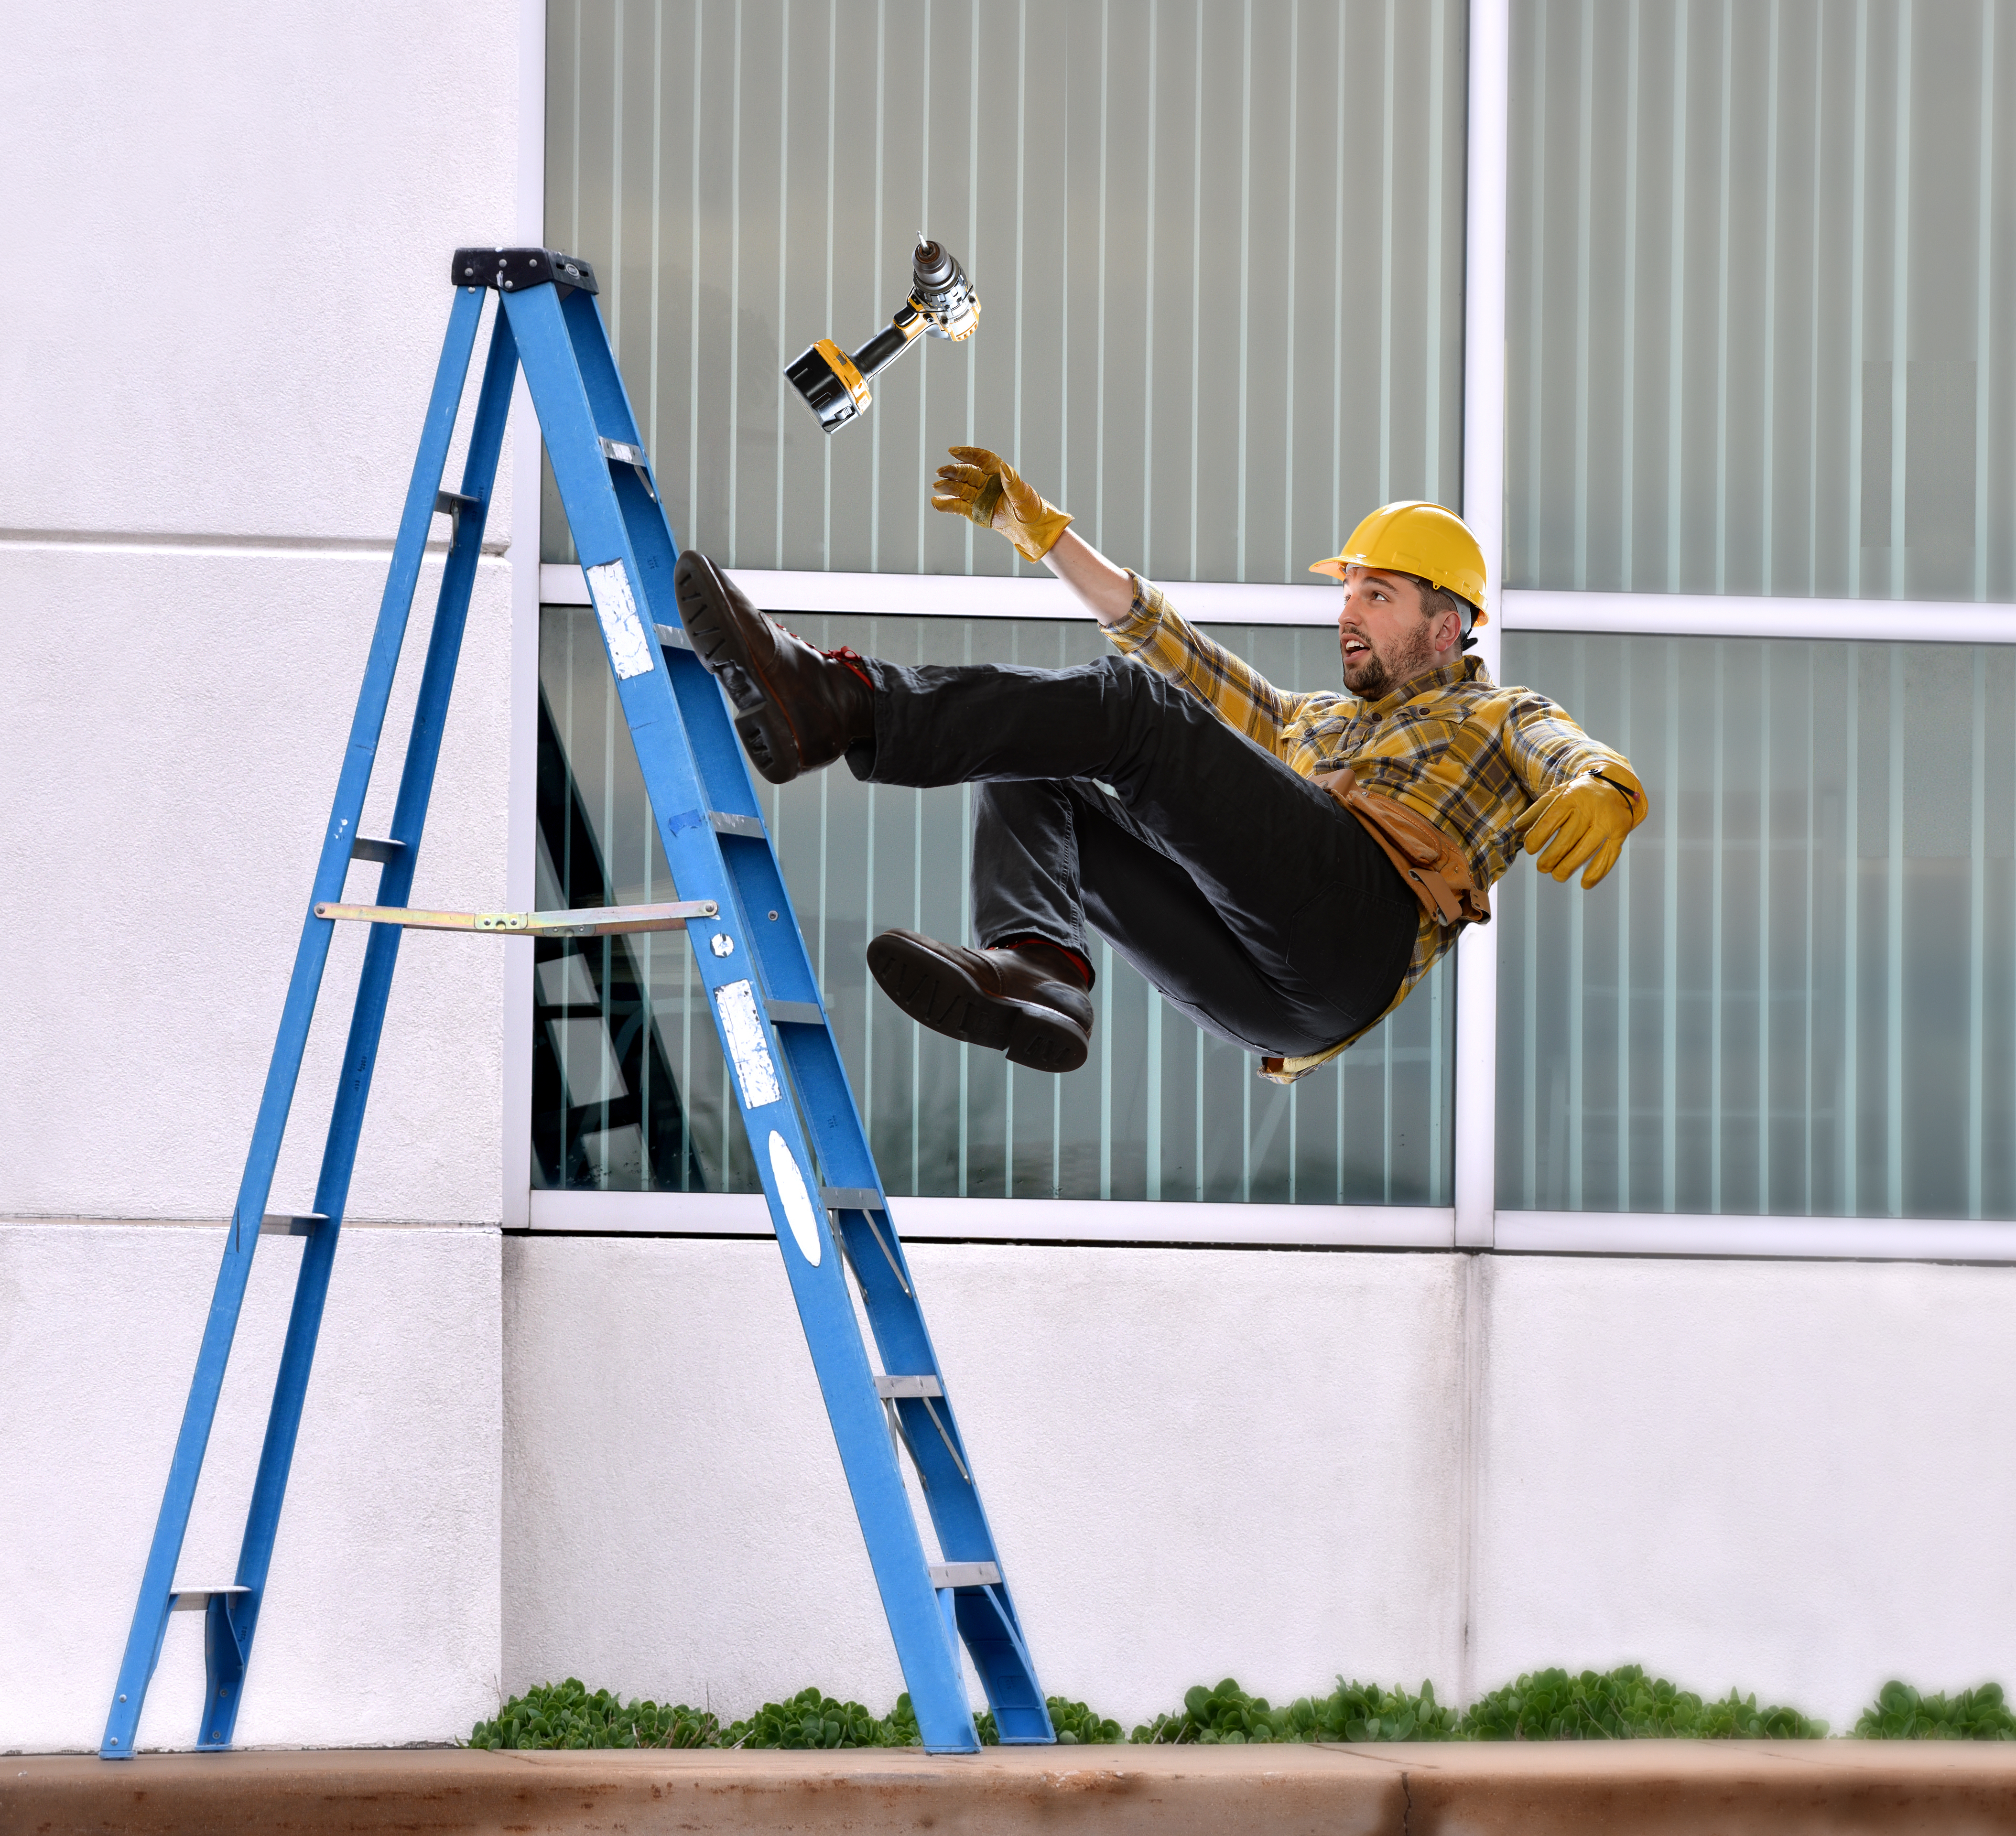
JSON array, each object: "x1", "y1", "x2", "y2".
[
  {"x1": 1512, "y1": 766, "x2": 1647, "y2": 889},
  {"x1": 930, "y1": 446, "x2": 1073, "y2": 563}
]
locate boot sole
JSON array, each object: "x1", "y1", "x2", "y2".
[
  {"x1": 866, "y1": 933, "x2": 1090, "y2": 1075},
  {"x1": 672, "y1": 552, "x2": 803, "y2": 784}
]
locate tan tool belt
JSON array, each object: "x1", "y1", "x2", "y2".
[{"x1": 1311, "y1": 767, "x2": 1491, "y2": 931}]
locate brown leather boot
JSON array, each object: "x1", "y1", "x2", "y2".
[
  {"x1": 673, "y1": 550, "x2": 876, "y2": 784},
  {"x1": 866, "y1": 929, "x2": 1094, "y2": 1074}
]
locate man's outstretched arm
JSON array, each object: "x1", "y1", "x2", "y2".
[
  {"x1": 1041, "y1": 527, "x2": 1135, "y2": 626},
  {"x1": 930, "y1": 445, "x2": 1315, "y2": 753},
  {"x1": 928, "y1": 444, "x2": 1133, "y2": 625},
  {"x1": 1500, "y1": 696, "x2": 1648, "y2": 888}
]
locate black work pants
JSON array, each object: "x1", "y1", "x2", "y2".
[{"x1": 848, "y1": 654, "x2": 1420, "y2": 1058}]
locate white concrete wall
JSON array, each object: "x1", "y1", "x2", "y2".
[
  {"x1": 503, "y1": 1237, "x2": 1467, "y2": 1729},
  {"x1": 1, "y1": 0, "x2": 523, "y2": 1754},
  {"x1": 0, "y1": 1221, "x2": 501, "y2": 1752},
  {"x1": 1471, "y1": 1253, "x2": 2016, "y2": 1732},
  {"x1": 505, "y1": 1238, "x2": 2016, "y2": 1737}
]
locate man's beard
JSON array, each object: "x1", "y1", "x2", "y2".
[{"x1": 1343, "y1": 619, "x2": 1439, "y2": 699}]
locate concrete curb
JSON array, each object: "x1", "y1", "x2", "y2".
[{"x1": 10, "y1": 1741, "x2": 2016, "y2": 1835}]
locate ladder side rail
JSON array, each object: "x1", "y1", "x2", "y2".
[
  {"x1": 100, "y1": 285, "x2": 490, "y2": 1760},
  {"x1": 556, "y1": 285, "x2": 1052, "y2": 1741},
  {"x1": 199, "y1": 304, "x2": 522, "y2": 1750},
  {"x1": 554, "y1": 285, "x2": 685, "y2": 640},
  {"x1": 501, "y1": 282, "x2": 979, "y2": 1753},
  {"x1": 640, "y1": 561, "x2": 1056, "y2": 1743}
]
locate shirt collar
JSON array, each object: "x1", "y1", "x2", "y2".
[{"x1": 1361, "y1": 653, "x2": 1491, "y2": 716}]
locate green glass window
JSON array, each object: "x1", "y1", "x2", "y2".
[
  {"x1": 1497, "y1": 631, "x2": 2016, "y2": 1220},
  {"x1": 534, "y1": 606, "x2": 1454, "y2": 1205},
  {"x1": 1507, "y1": 0, "x2": 2016, "y2": 600},
  {"x1": 542, "y1": 0, "x2": 1467, "y2": 582}
]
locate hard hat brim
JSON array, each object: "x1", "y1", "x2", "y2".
[{"x1": 1307, "y1": 555, "x2": 1491, "y2": 626}]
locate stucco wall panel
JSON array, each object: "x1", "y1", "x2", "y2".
[
  {"x1": 0, "y1": 544, "x2": 511, "y2": 1224},
  {"x1": 0, "y1": 1220, "x2": 501, "y2": 1752},
  {"x1": 503, "y1": 1236, "x2": 1464, "y2": 1728},
  {"x1": 0, "y1": 4, "x2": 519, "y2": 542},
  {"x1": 1472, "y1": 1254, "x2": 2016, "y2": 1730}
]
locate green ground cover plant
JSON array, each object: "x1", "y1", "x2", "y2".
[
  {"x1": 1853, "y1": 1682, "x2": 2016, "y2": 1740},
  {"x1": 469, "y1": 1669, "x2": 2003, "y2": 1749},
  {"x1": 1461, "y1": 1667, "x2": 1824, "y2": 1740},
  {"x1": 1129, "y1": 1677, "x2": 1461, "y2": 1744}
]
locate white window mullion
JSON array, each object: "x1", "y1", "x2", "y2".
[{"x1": 1455, "y1": 0, "x2": 1513, "y2": 1251}]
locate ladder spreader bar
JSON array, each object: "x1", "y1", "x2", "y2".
[{"x1": 313, "y1": 899, "x2": 716, "y2": 936}]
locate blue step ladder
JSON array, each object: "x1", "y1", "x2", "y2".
[{"x1": 101, "y1": 246, "x2": 1052, "y2": 1759}]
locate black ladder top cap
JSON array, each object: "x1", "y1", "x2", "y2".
[{"x1": 451, "y1": 247, "x2": 598, "y2": 296}]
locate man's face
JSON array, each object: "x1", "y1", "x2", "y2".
[{"x1": 1337, "y1": 566, "x2": 1448, "y2": 699}]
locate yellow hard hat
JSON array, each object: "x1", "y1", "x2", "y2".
[{"x1": 1310, "y1": 501, "x2": 1489, "y2": 626}]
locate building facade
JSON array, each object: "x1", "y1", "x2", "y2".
[{"x1": 7, "y1": 0, "x2": 2016, "y2": 1752}]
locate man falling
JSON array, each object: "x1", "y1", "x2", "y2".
[{"x1": 672, "y1": 448, "x2": 1645, "y2": 1082}]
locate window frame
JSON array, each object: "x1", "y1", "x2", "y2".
[{"x1": 507, "y1": 0, "x2": 2016, "y2": 1261}]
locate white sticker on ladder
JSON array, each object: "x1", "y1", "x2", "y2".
[
  {"x1": 715, "y1": 978, "x2": 781, "y2": 1108},
  {"x1": 768, "y1": 1132, "x2": 822, "y2": 1266},
  {"x1": 585, "y1": 558, "x2": 654, "y2": 679}
]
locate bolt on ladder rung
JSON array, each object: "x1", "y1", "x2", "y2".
[
  {"x1": 929, "y1": 1562, "x2": 1001, "y2": 1590},
  {"x1": 599, "y1": 435, "x2": 657, "y2": 500},
  {"x1": 347, "y1": 836, "x2": 406, "y2": 864},
  {"x1": 260, "y1": 1214, "x2": 327, "y2": 1236},
  {"x1": 170, "y1": 1585, "x2": 250, "y2": 1612},
  {"x1": 826, "y1": 1189, "x2": 909, "y2": 1295},
  {"x1": 313, "y1": 898, "x2": 716, "y2": 937},
  {"x1": 876, "y1": 1374, "x2": 971, "y2": 1485}
]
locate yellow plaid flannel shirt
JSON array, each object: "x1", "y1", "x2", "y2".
[{"x1": 1106, "y1": 575, "x2": 1638, "y2": 1079}]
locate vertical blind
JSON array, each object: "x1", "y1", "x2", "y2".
[
  {"x1": 1497, "y1": 632, "x2": 2016, "y2": 1220},
  {"x1": 543, "y1": 0, "x2": 1468, "y2": 582},
  {"x1": 1507, "y1": 0, "x2": 2016, "y2": 601},
  {"x1": 534, "y1": 606, "x2": 1455, "y2": 1207}
]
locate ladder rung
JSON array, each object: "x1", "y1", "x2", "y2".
[
  {"x1": 260, "y1": 1214, "x2": 327, "y2": 1236},
  {"x1": 170, "y1": 1586, "x2": 250, "y2": 1612},
  {"x1": 878, "y1": 1377, "x2": 971, "y2": 1484},
  {"x1": 314, "y1": 898, "x2": 716, "y2": 936},
  {"x1": 599, "y1": 436, "x2": 658, "y2": 501},
  {"x1": 434, "y1": 488, "x2": 479, "y2": 520},
  {"x1": 654, "y1": 621, "x2": 694, "y2": 651},
  {"x1": 348, "y1": 836, "x2": 405, "y2": 864},
  {"x1": 929, "y1": 1563, "x2": 1001, "y2": 1590},
  {"x1": 766, "y1": 999, "x2": 824, "y2": 1025},
  {"x1": 823, "y1": 1187, "x2": 884, "y2": 1212},
  {"x1": 709, "y1": 811, "x2": 765, "y2": 838},
  {"x1": 828, "y1": 1191, "x2": 911, "y2": 1296},
  {"x1": 875, "y1": 1374, "x2": 943, "y2": 1399}
]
